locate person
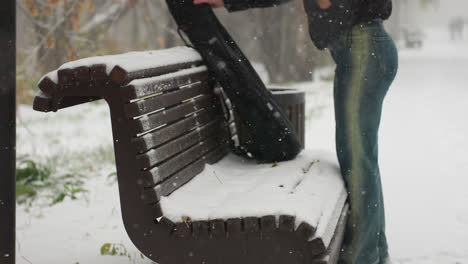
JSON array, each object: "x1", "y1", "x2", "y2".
[
  {"x1": 449, "y1": 16, "x2": 464, "y2": 40},
  {"x1": 193, "y1": 0, "x2": 398, "y2": 263}
]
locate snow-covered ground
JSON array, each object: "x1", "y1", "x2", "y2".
[
  {"x1": 381, "y1": 28, "x2": 468, "y2": 264},
  {"x1": 16, "y1": 27, "x2": 468, "y2": 263}
]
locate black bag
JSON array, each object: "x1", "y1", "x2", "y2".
[
  {"x1": 303, "y1": 0, "x2": 356, "y2": 50},
  {"x1": 166, "y1": 0, "x2": 303, "y2": 163}
]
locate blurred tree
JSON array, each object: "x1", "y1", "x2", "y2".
[
  {"x1": 219, "y1": 1, "x2": 329, "y2": 84},
  {"x1": 17, "y1": 0, "x2": 138, "y2": 74},
  {"x1": 16, "y1": 0, "x2": 328, "y2": 105},
  {"x1": 419, "y1": 0, "x2": 438, "y2": 8}
]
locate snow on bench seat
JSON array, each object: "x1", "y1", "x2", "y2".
[
  {"x1": 160, "y1": 149, "x2": 347, "y2": 245},
  {"x1": 40, "y1": 46, "x2": 202, "y2": 85}
]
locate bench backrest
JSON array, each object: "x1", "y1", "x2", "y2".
[{"x1": 120, "y1": 65, "x2": 231, "y2": 203}]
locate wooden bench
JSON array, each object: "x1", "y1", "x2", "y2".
[{"x1": 33, "y1": 47, "x2": 348, "y2": 264}]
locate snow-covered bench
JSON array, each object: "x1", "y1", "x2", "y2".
[{"x1": 33, "y1": 47, "x2": 348, "y2": 264}]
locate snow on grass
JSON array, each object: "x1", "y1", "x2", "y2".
[{"x1": 16, "y1": 102, "x2": 153, "y2": 264}]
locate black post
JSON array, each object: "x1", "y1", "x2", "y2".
[{"x1": 0, "y1": 2, "x2": 16, "y2": 264}]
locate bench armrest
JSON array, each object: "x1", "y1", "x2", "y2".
[
  {"x1": 33, "y1": 47, "x2": 203, "y2": 113},
  {"x1": 33, "y1": 91, "x2": 101, "y2": 112}
]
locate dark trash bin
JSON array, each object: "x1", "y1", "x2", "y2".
[{"x1": 234, "y1": 88, "x2": 306, "y2": 154}]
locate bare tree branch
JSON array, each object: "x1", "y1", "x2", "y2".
[{"x1": 80, "y1": 0, "x2": 138, "y2": 34}]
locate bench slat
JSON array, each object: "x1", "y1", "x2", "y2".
[
  {"x1": 156, "y1": 143, "x2": 229, "y2": 198},
  {"x1": 39, "y1": 64, "x2": 107, "y2": 95},
  {"x1": 90, "y1": 64, "x2": 108, "y2": 88},
  {"x1": 43, "y1": 63, "x2": 106, "y2": 88},
  {"x1": 32, "y1": 92, "x2": 55, "y2": 112},
  {"x1": 151, "y1": 157, "x2": 205, "y2": 203},
  {"x1": 37, "y1": 76, "x2": 58, "y2": 95},
  {"x1": 205, "y1": 141, "x2": 230, "y2": 165},
  {"x1": 109, "y1": 60, "x2": 203, "y2": 85},
  {"x1": 279, "y1": 215, "x2": 295, "y2": 232},
  {"x1": 140, "y1": 143, "x2": 229, "y2": 204},
  {"x1": 73, "y1": 66, "x2": 91, "y2": 86},
  {"x1": 65, "y1": 66, "x2": 106, "y2": 97},
  {"x1": 209, "y1": 219, "x2": 226, "y2": 238},
  {"x1": 308, "y1": 188, "x2": 348, "y2": 257},
  {"x1": 312, "y1": 203, "x2": 349, "y2": 264},
  {"x1": 259, "y1": 215, "x2": 276, "y2": 242},
  {"x1": 173, "y1": 222, "x2": 192, "y2": 239},
  {"x1": 121, "y1": 67, "x2": 209, "y2": 101},
  {"x1": 226, "y1": 218, "x2": 242, "y2": 239},
  {"x1": 141, "y1": 132, "x2": 228, "y2": 187},
  {"x1": 33, "y1": 92, "x2": 101, "y2": 112},
  {"x1": 57, "y1": 68, "x2": 75, "y2": 89},
  {"x1": 35, "y1": 65, "x2": 109, "y2": 113},
  {"x1": 296, "y1": 222, "x2": 316, "y2": 241},
  {"x1": 136, "y1": 119, "x2": 225, "y2": 170},
  {"x1": 124, "y1": 81, "x2": 211, "y2": 118},
  {"x1": 243, "y1": 217, "x2": 260, "y2": 233},
  {"x1": 131, "y1": 108, "x2": 220, "y2": 154},
  {"x1": 192, "y1": 221, "x2": 210, "y2": 240},
  {"x1": 260, "y1": 216, "x2": 276, "y2": 232},
  {"x1": 129, "y1": 94, "x2": 215, "y2": 135}
]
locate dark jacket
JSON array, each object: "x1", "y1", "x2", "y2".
[
  {"x1": 353, "y1": 0, "x2": 393, "y2": 23},
  {"x1": 224, "y1": 0, "x2": 392, "y2": 24},
  {"x1": 224, "y1": 0, "x2": 292, "y2": 12},
  {"x1": 303, "y1": 0, "x2": 393, "y2": 49},
  {"x1": 223, "y1": 0, "x2": 392, "y2": 49}
]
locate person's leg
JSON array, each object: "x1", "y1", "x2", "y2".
[{"x1": 331, "y1": 20, "x2": 398, "y2": 264}]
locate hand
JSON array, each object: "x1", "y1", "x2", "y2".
[
  {"x1": 316, "y1": 0, "x2": 331, "y2": 9},
  {"x1": 193, "y1": 0, "x2": 225, "y2": 8}
]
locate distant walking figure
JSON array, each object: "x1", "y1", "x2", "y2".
[{"x1": 449, "y1": 17, "x2": 464, "y2": 40}]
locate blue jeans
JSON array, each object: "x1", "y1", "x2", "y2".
[{"x1": 329, "y1": 19, "x2": 398, "y2": 264}]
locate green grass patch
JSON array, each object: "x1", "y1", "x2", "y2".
[
  {"x1": 100, "y1": 243, "x2": 146, "y2": 261},
  {"x1": 100, "y1": 243, "x2": 128, "y2": 256},
  {"x1": 16, "y1": 156, "x2": 88, "y2": 206}
]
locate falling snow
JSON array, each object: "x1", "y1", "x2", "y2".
[{"x1": 15, "y1": 27, "x2": 468, "y2": 264}]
